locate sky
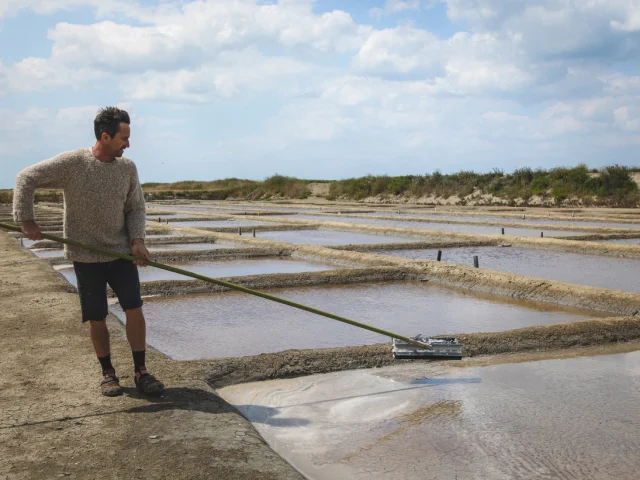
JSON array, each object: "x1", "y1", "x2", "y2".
[{"x1": 1, "y1": 0, "x2": 640, "y2": 187}]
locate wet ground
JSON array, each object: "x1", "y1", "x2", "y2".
[
  {"x1": 110, "y1": 281, "x2": 604, "y2": 360},
  {"x1": 218, "y1": 350, "x2": 640, "y2": 480},
  {"x1": 267, "y1": 215, "x2": 585, "y2": 237},
  {"x1": 57, "y1": 257, "x2": 335, "y2": 287},
  {"x1": 375, "y1": 246, "x2": 640, "y2": 293},
  {"x1": 256, "y1": 230, "x2": 422, "y2": 245}
]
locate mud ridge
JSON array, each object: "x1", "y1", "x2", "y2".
[
  {"x1": 330, "y1": 240, "x2": 500, "y2": 251},
  {"x1": 197, "y1": 224, "x2": 318, "y2": 233}
]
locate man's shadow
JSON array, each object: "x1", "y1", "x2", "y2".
[{"x1": 1, "y1": 385, "x2": 309, "y2": 430}]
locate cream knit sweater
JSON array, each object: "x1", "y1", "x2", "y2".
[{"x1": 13, "y1": 148, "x2": 146, "y2": 263}]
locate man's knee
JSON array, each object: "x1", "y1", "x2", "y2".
[{"x1": 88, "y1": 319, "x2": 109, "y2": 331}]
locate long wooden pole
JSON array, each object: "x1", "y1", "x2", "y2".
[{"x1": 0, "y1": 222, "x2": 431, "y2": 349}]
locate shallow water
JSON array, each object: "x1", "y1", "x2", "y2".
[
  {"x1": 270, "y1": 215, "x2": 584, "y2": 237},
  {"x1": 31, "y1": 248, "x2": 64, "y2": 258},
  {"x1": 170, "y1": 219, "x2": 270, "y2": 228},
  {"x1": 146, "y1": 213, "x2": 179, "y2": 218},
  {"x1": 146, "y1": 242, "x2": 240, "y2": 251},
  {"x1": 256, "y1": 229, "x2": 422, "y2": 245},
  {"x1": 376, "y1": 246, "x2": 640, "y2": 293},
  {"x1": 58, "y1": 257, "x2": 334, "y2": 287},
  {"x1": 146, "y1": 232, "x2": 186, "y2": 237},
  {"x1": 19, "y1": 239, "x2": 38, "y2": 248},
  {"x1": 219, "y1": 351, "x2": 640, "y2": 480},
  {"x1": 110, "y1": 281, "x2": 604, "y2": 360}
]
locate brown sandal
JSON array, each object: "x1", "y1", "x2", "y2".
[
  {"x1": 135, "y1": 373, "x2": 164, "y2": 394},
  {"x1": 100, "y1": 375, "x2": 123, "y2": 397}
]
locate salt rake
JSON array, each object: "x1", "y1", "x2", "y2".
[{"x1": 0, "y1": 222, "x2": 462, "y2": 360}]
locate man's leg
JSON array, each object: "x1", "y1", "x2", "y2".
[
  {"x1": 124, "y1": 306, "x2": 148, "y2": 378},
  {"x1": 89, "y1": 319, "x2": 111, "y2": 358},
  {"x1": 107, "y1": 259, "x2": 164, "y2": 394},
  {"x1": 73, "y1": 261, "x2": 123, "y2": 397}
]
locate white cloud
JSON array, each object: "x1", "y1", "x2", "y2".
[
  {"x1": 353, "y1": 26, "x2": 443, "y2": 76},
  {"x1": 49, "y1": 21, "x2": 201, "y2": 73},
  {"x1": 123, "y1": 50, "x2": 315, "y2": 103},
  {"x1": 4, "y1": 57, "x2": 101, "y2": 92},
  {"x1": 353, "y1": 28, "x2": 531, "y2": 94},
  {"x1": 4, "y1": 1, "x2": 640, "y2": 181},
  {"x1": 603, "y1": 73, "x2": 640, "y2": 95},
  {"x1": 614, "y1": 106, "x2": 640, "y2": 131},
  {"x1": 444, "y1": 0, "x2": 640, "y2": 61},
  {"x1": 39, "y1": 1, "x2": 369, "y2": 75}
]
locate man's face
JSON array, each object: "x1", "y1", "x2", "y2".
[{"x1": 103, "y1": 122, "x2": 130, "y2": 157}]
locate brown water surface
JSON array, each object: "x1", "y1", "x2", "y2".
[
  {"x1": 219, "y1": 351, "x2": 640, "y2": 479},
  {"x1": 109, "y1": 281, "x2": 604, "y2": 360}
]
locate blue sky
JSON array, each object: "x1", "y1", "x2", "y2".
[{"x1": 1, "y1": 0, "x2": 639, "y2": 188}]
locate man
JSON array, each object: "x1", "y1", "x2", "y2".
[{"x1": 13, "y1": 106, "x2": 164, "y2": 397}]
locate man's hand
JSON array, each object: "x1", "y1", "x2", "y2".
[
  {"x1": 22, "y1": 220, "x2": 42, "y2": 241},
  {"x1": 131, "y1": 238, "x2": 150, "y2": 267}
]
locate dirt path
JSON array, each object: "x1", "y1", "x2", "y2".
[{"x1": 0, "y1": 232, "x2": 303, "y2": 480}]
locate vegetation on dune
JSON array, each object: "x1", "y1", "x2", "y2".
[
  {"x1": 1, "y1": 166, "x2": 637, "y2": 207},
  {"x1": 0, "y1": 189, "x2": 62, "y2": 204},
  {"x1": 327, "y1": 164, "x2": 639, "y2": 206},
  {"x1": 142, "y1": 174, "x2": 312, "y2": 200}
]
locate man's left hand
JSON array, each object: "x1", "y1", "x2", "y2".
[{"x1": 131, "y1": 239, "x2": 150, "y2": 267}]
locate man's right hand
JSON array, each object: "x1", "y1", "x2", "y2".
[{"x1": 22, "y1": 220, "x2": 42, "y2": 240}]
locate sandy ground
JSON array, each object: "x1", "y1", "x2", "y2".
[{"x1": 0, "y1": 232, "x2": 303, "y2": 480}]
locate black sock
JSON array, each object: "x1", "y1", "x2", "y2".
[
  {"x1": 98, "y1": 354, "x2": 114, "y2": 375},
  {"x1": 132, "y1": 350, "x2": 146, "y2": 374}
]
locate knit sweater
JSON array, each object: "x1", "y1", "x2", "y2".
[{"x1": 13, "y1": 148, "x2": 147, "y2": 263}]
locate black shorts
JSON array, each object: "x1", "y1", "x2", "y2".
[{"x1": 73, "y1": 259, "x2": 143, "y2": 322}]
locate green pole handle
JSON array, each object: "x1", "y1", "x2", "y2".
[{"x1": 1, "y1": 221, "x2": 431, "y2": 349}]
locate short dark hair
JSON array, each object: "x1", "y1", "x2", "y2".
[{"x1": 94, "y1": 107, "x2": 130, "y2": 140}]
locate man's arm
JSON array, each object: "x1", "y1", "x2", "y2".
[
  {"x1": 13, "y1": 153, "x2": 71, "y2": 240},
  {"x1": 124, "y1": 163, "x2": 149, "y2": 266}
]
